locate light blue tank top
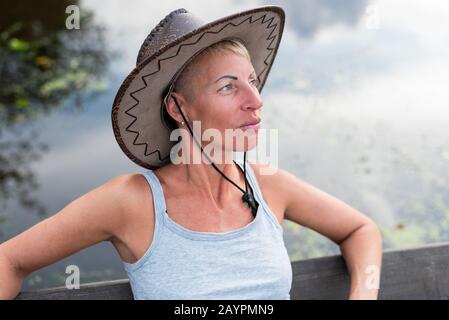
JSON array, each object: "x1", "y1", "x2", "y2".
[{"x1": 122, "y1": 160, "x2": 293, "y2": 300}]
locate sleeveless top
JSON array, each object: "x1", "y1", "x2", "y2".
[{"x1": 122, "y1": 160, "x2": 293, "y2": 300}]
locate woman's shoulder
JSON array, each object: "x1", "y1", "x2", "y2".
[
  {"x1": 116, "y1": 172, "x2": 158, "y2": 222},
  {"x1": 247, "y1": 160, "x2": 293, "y2": 188},
  {"x1": 108, "y1": 173, "x2": 154, "y2": 209},
  {"x1": 247, "y1": 161, "x2": 293, "y2": 224},
  {"x1": 248, "y1": 161, "x2": 303, "y2": 187},
  {"x1": 106, "y1": 173, "x2": 157, "y2": 264},
  {"x1": 98, "y1": 173, "x2": 155, "y2": 237}
]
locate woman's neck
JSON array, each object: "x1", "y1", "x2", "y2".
[{"x1": 182, "y1": 161, "x2": 243, "y2": 209}]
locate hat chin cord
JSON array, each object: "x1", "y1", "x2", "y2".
[{"x1": 171, "y1": 95, "x2": 259, "y2": 216}]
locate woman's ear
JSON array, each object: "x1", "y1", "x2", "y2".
[{"x1": 165, "y1": 92, "x2": 188, "y2": 123}]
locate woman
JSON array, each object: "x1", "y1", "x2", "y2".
[{"x1": 0, "y1": 6, "x2": 382, "y2": 300}]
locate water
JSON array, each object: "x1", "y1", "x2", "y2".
[{"x1": 1, "y1": 0, "x2": 449, "y2": 290}]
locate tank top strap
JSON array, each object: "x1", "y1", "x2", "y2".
[
  {"x1": 235, "y1": 159, "x2": 284, "y2": 233},
  {"x1": 141, "y1": 169, "x2": 167, "y2": 224},
  {"x1": 122, "y1": 170, "x2": 167, "y2": 272}
]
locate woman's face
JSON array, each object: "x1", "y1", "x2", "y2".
[{"x1": 180, "y1": 51, "x2": 263, "y2": 154}]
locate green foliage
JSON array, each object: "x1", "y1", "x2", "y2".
[{"x1": 0, "y1": 4, "x2": 109, "y2": 129}]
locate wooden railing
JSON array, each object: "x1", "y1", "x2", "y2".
[{"x1": 15, "y1": 242, "x2": 449, "y2": 300}]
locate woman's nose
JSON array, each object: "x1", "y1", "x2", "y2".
[{"x1": 242, "y1": 82, "x2": 263, "y2": 110}]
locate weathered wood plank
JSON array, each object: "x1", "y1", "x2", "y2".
[
  {"x1": 16, "y1": 279, "x2": 134, "y2": 300},
  {"x1": 291, "y1": 242, "x2": 449, "y2": 300},
  {"x1": 15, "y1": 242, "x2": 449, "y2": 300}
]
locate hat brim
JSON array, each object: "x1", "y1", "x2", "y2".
[{"x1": 112, "y1": 6, "x2": 285, "y2": 169}]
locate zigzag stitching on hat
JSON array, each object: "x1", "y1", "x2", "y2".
[{"x1": 124, "y1": 13, "x2": 279, "y2": 163}]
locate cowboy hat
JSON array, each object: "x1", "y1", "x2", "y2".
[{"x1": 111, "y1": 6, "x2": 285, "y2": 169}]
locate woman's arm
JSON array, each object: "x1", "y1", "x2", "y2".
[
  {"x1": 0, "y1": 174, "x2": 137, "y2": 299},
  {"x1": 339, "y1": 222, "x2": 382, "y2": 299},
  {"x1": 255, "y1": 163, "x2": 383, "y2": 300},
  {"x1": 0, "y1": 253, "x2": 24, "y2": 299}
]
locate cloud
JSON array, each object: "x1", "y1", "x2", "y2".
[{"x1": 259, "y1": 0, "x2": 370, "y2": 38}]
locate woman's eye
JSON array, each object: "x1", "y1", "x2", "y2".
[
  {"x1": 219, "y1": 84, "x2": 233, "y2": 92},
  {"x1": 250, "y1": 78, "x2": 259, "y2": 87},
  {"x1": 219, "y1": 79, "x2": 258, "y2": 93}
]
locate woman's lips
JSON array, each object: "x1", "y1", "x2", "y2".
[
  {"x1": 239, "y1": 119, "x2": 261, "y2": 130},
  {"x1": 239, "y1": 122, "x2": 261, "y2": 130}
]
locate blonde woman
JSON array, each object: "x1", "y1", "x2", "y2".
[{"x1": 0, "y1": 6, "x2": 382, "y2": 300}]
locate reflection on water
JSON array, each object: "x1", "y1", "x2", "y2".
[
  {"x1": 0, "y1": 0, "x2": 107, "y2": 127},
  {"x1": 0, "y1": 0, "x2": 108, "y2": 218},
  {"x1": 1, "y1": 0, "x2": 449, "y2": 290},
  {"x1": 0, "y1": 0, "x2": 112, "y2": 288}
]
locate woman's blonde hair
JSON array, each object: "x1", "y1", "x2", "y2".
[
  {"x1": 175, "y1": 38, "x2": 250, "y2": 102},
  {"x1": 162, "y1": 39, "x2": 251, "y2": 130}
]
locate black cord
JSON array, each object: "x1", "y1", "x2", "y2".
[{"x1": 171, "y1": 95, "x2": 259, "y2": 215}]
